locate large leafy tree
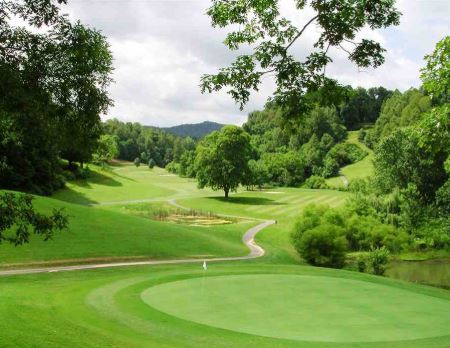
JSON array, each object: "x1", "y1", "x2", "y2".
[
  {"x1": 201, "y1": 0, "x2": 401, "y2": 116},
  {"x1": 0, "y1": 0, "x2": 113, "y2": 191},
  {"x1": 92, "y1": 134, "x2": 119, "y2": 165},
  {"x1": 195, "y1": 126, "x2": 253, "y2": 198}
]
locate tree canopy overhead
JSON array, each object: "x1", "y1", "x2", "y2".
[{"x1": 201, "y1": 0, "x2": 401, "y2": 117}]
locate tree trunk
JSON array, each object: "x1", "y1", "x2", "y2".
[{"x1": 224, "y1": 187, "x2": 229, "y2": 198}]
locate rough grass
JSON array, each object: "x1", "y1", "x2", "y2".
[{"x1": 114, "y1": 202, "x2": 235, "y2": 226}]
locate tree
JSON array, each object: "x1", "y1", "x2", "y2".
[
  {"x1": 92, "y1": 135, "x2": 119, "y2": 165},
  {"x1": 246, "y1": 159, "x2": 269, "y2": 189},
  {"x1": 420, "y1": 36, "x2": 449, "y2": 104},
  {"x1": 195, "y1": 126, "x2": 253, "y2": 198},
  {"x1": 0, "y1": 193, "x2": 68, "y2": 246},
  {"x1": 0, "y1": 0, "x2": 113, "y2": 192},
  {"x1": 141, "y1": 152, "x2": 149, "y2": 163},
  {"x1": 201, "y1": 0, "x2": 400, "y2": 117},
  {"x1": 367, "y1": 89, "x2": 431, "y2": 147}
]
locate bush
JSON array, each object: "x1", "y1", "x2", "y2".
[
  {"x1": 148, "y1": 158, "x2": 156, "y2": 169},
  {"x1": 133, "y1": 157, "x2": 141, "y2": 167},
  {"x1": 295, "y1": 224, "x2": 348, "y2": 268},
  {"x1": 368, "y1": 247, "x2": 390, "y2": 275},
  {"x1": 357, "y1": 255, "x2": 367, "y2": 272},
  {"x1": 413, "y1": 219, "x2": 450, "y2": 250},
  {"x1": 321, "y1": 156, "x2": 340, "y2": 178},
  {"x1": 303, "y1": 175, "x2": 328, "y2": 189},
  {"x1": 165, "y1": 161, "x2": 180, "y2": 174},
  {"x1": 291, "y1": 204, "x2": 407, "y2": 268}
]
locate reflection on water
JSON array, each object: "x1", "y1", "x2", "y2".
[{"x1": 387, "y1": 259, "x2": 450, "y2": 289}]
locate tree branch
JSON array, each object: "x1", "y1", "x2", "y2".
[
  {"x1": 285, "y1": 15, "x2": 319, "y2": 51},
  {"x1": 339, "y1": 44, "x2": 352, "y2": 55}
]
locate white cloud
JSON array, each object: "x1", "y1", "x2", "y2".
[{"x1": 63, "y1": 0, "x2": 450, "y2": 127}]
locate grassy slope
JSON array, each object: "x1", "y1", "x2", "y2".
[
  {"x1": 1, "y1": 263, "x2": 449, "y2": 348},
  {"x1": 0, "y1": 194, "x2": 249, "y2": 267},
  {"x1": 326, "y1": 131, "x2": 374, "y2": 189},
  {"x1": 52, "y1": 163, "x2": 216, "y2": 205}
]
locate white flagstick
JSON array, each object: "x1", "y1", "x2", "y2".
[{"x1": 201, "y1": 260, "x2": 207, "y2": 297}]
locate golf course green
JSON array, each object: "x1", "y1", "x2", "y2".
[{"x1": 141, "y1": 274, "x2": 450, "y2": 342}]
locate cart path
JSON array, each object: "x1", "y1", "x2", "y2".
[{"x1": 0, "y1": 199, "x2": 275, "y2": 277}]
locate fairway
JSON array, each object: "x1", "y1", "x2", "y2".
[
  {"x1": 326, "y1": 131, "x2": 375, "y2": 188},
  {"x1": 142, "y1": 274, "x2": 450, "y2": 343}
]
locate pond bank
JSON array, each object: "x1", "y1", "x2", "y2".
[{"x1": 386, "y1": 258, "x2": 450, "y2": 289}]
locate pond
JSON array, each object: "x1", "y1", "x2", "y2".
[{"x1": 386, "y1": 259, "x2": 450, "y2": 289}]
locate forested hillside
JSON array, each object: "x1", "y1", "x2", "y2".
[
  {"x1": 162, "y1": 121, "x2": 225, "y2": 138},
  {"x1": 102, "y1": 119, "x2": 196, "y2": 168}
]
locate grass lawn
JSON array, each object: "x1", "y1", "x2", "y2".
[
  {"x1": 53, "y1": 163, "x2": 216, "y2": 205},
  {"x1": 326, "y1": 130, "x2": 375, "y2": 189},
  {"x1": 178, "y1": 188, "x2": 348, "y2": 263},
  {"x1": 1, "y1": 263, "x2": 449, "y2": 348},
  {"x1": 0, "y1": 194, "x2": 249, "y2": 267}
]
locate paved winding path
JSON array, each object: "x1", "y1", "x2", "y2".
[{"x1": 0, "y1": 200, "x2": 275, "y2": 277}]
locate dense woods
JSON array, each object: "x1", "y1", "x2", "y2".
[{"x1": 102, "y1": 119, "x2": 196, "y2": 168}]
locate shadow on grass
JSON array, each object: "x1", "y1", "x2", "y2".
[
  {"x1": 52, "y1": 187, "x2": 98, "y2": 206},
  {"x1": 69, "y1": 170, "x2": 125, "y2": 189},
  {"x1": 207, "y1": 196, "x2": 285, "y2": 206}
]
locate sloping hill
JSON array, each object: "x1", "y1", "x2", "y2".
[
  {"x1": 0, "y1": 191, "x2": 248, "y2": 268},
  {"x1": 162, "y1": 121, "x2": 226, "y2": 138},
  {"x1": 326, "y1": 130, "x2": 374, "y2": 189}
]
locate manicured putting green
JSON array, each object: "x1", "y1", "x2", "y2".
[{"x1": 142, "y1": 274, "x2": 450, "y2": 343}]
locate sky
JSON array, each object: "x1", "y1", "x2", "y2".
[{"x1": 63, "y1": 0, "x2": 450, "y2": 127}]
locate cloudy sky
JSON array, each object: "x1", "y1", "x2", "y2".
[{"x1": 63, "y1": 0, "x2": 449, "y2": 127}]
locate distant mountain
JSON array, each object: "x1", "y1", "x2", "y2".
[{"x1": 162, "y1": 121, "x2": 226, "y2": 138}]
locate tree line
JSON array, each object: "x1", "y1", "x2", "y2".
[{"x1": 166, "y1": 86, "x2": 388, "y2": 191}]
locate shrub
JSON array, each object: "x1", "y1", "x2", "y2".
[
  {"x1": 368, "y1": 247, "x2": 390, "y2": 275},
  {"x1": 165, "y1": 161, "x2": 180, "y2": 174},
  {"x1": 133, "y1": 157, "x2": 141, "y2": 167},
  {"x1": 295, "y1": 224, "x2": 348, "y2": 268},
  {"x1": 321, "y1": 156, "x2": 340, "y2": 178},
  {"x1": 303, "y1": 175, "x2": 328, "y2": 189},
  {"x1": 148, "y1": 158, "x2": 156, "y2": 169},
  {"x1": 357, "y1": 255, "x2": 367, "y2": 272},
  {"x1": 413, "y1": 219, "x2": 450, "y2": 250},
  {"x1": 345, "y1": 214, "x2": 407, "y2": 253}
]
